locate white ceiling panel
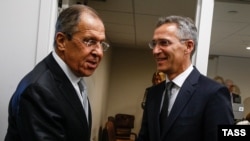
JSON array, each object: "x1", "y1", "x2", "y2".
[
  {"x1": 210, "y1": 1, "x2": 250, "y2": 57},
  {"x1": 134, "y1": 0, "x2": 197, "y2": 17},
  {"x1": 210, "y1": 21, "x2": 248, "y2": 44},
  {"x1": 89, "y1": 0, "x2": 133, "y2": 12},
  {"x1": 98, "y1": 11, "x2": 134, "y2": 25},
  {"x1": 211, "y1": 35, "x2": 250, "y2": 56},
  {"x1": 237, "y1": 25, "x2": 250, "y2": 35},
  {"x1": 214, "y1": 2, "x2": 250, "y2": 22}
]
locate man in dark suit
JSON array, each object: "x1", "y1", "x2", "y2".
[
  {"x1": 137, "y1": 16, "x2": 234, "y2": 141},
  {"x1": 5, "y1": 5, "x2": 109, "y2": 141}
]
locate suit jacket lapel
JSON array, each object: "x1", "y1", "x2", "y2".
[
  {"x1": 58, "y1": 81, "x2": 89, "y2": 125},
  {"x1": 161, "y1": 68, "x2": 200, "y2": 137},
  {"x1": 45, "y1": 53, "x2": 90, "y2": 130},
  {"x1": 88, "y1": 100, "x2": 92, "y2": 130},
  {"x1": 148, "y1": 82, "x2": 165, "y2": 140}
]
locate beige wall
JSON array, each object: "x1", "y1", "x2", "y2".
[
  {"x1": 86, "y1": 49, "x2": 112, "y2": 140},
  {"x1": 104, "y1": 47, "x2": 156, "y2": 134}
]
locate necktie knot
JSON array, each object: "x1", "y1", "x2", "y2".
[{"x1": 166, "y1": 81, "x2": 174, "y2": 91}]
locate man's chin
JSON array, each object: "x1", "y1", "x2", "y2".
[
  {"x1": 157, "y1": 66, "x2": 166, "y2": 72},
  {"x1": 77, "y1": 69, "x2": 95, "y2": 77}
]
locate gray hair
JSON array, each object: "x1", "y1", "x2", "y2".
[
  {"x1": 53, "y1": 5, "x2": 102, "y2": 48},
  {"x1": 155, "y1": 15, "x2": 198, "y2": 57}
]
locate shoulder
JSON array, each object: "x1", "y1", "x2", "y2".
[
  {"x1": 187, "y1": 70, "x2": 230, "y2": 99},
  {"x1": 186, "y1": 68, "x2": 223, "y2": 90},
  {"x1": 14, "y1": 55, "x2": 57, "y2": 98},
  {"x1": 146, "y1": 81, "x2": 164, "y2": 92}
]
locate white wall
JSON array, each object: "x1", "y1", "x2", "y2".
[
  {"x1": 0, "y1": 0, "x2": 58, "y2": 140},
  {"x1": 0, "y1": 1, "x2": 40, "y2": 140}
]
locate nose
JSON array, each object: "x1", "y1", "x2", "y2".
[
  {"x1": 93, "y1": 43, "x2": 103, "y2": 51},
  {"x1": 153, "y1": 46, "x2": 162, "y2": 54},
  {"x1": 90, "y1": 47, "x2": 104, "y2": 57}
]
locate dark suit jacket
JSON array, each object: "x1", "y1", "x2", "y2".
[
  {"x1": 5, "y1": 53, "x2": 92, "y2": 141},
  {"x1": 137, "y1": 67, "x2": 234, "y2": 141}
]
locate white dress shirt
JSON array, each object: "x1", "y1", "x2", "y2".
[
  {"x1": 162, "y1": 65, "x2": 194, "y2": 115},
  {"x1": 52, "y1": 51, "x2": 89, "y2": 122}
]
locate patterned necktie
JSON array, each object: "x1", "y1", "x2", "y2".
[{"x1": 160, "y1": 81, "x2": 174, "y2": 132}]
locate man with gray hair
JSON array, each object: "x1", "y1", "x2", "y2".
[
  {"x1": 137, "y1": 15, "x2": 234, "y2": 141},
  {"x1": 5, "y1": 5, "x2": 109, "y2": 141}
]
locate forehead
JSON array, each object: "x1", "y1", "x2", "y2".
[
  {"x1": 76, "y1": 13, "x2": 105, "y2": 39},
  {"x1": 153, "y1": 23, "x2": 178, "y2": 39}
]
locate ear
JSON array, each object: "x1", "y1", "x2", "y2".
[
  {"x1": 184, "y1": 40, "x2": 194, "y2": 54},
  {"x1": 55, "y1": 32, "x2": 67, "y2": 51}
]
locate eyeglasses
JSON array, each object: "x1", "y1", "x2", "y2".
[
  {"x1": 83, "y1": 39, "x2": 110, "y2": 51},
  {"x1": 63, "y1": 32, "x2": 110, "y2": 51},
  {"x1": 148, "y1": 39, "x2": 189, "y2": 49}
]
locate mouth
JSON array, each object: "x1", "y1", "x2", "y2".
[
  {"x1": 86, "y1": 59, "x2": 98, "y2": 69},
  {"x1": 156, "y1": 57, "x2": 167, "y2": 63}
]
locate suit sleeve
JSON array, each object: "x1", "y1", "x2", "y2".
[
  {"x1": 137, "y1": 105, "x2": 149, "y2": 141},
  {"x1": 136, "y1": 88, "x2": 152, "y2": 141},
  {"x1": 17, "y1": 84, "x2": 65, "y2": 141},
  {"x1": 202, "y1": 86, "x2": 234, "y2": 141}
]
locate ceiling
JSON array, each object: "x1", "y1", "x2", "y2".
[
  {"x1": 211, "y1": 0, "x2": 250, "y2": 58},
  {"x1": 71, "y1": 0, "x2": 250, "y2": 58}
]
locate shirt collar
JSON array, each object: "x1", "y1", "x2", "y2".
[
  {"x1": 166, "y1": 65, "x2": 194, "y2": 88},
  {"x1": 52, "y1": 51, "x2": 81, "y2": 85}
]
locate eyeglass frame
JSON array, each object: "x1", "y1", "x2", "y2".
[
  {"x1": 63, "y1": 32, "x2": 110, "y2": 51},
  {"x1": 148, "y1": 38, "x2": 190, "y2": 49}
]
